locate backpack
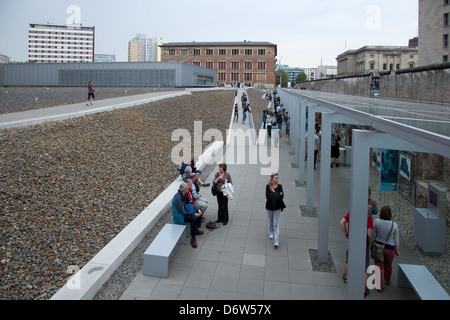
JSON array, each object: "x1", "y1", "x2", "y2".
[{"x1": 177, "y1": 162, "x2": 188, "y2": 177}]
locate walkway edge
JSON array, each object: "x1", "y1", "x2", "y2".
[{"x1": 50, "y1": 141, "x2": 224, "y2": 300}]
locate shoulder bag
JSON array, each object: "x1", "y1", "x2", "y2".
[{"x1": 371, "y1": 221, "x2": 394, "y2": 262}]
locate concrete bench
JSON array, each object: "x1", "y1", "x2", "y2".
[
  {"x1": 397, "y1": 264, "x2": 449, "y2": 300},
  {"x1": 143, "y1": 224, "x2": 186, "y2": 278}
]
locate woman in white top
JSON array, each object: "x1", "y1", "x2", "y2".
[{"x1": 371, "y1": 205, "x2": 400, "y2": 292}]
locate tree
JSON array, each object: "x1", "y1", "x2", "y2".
[
  {"x1": 276, "y1": 69, "x2": 289, "y2": 87},
  {"x1": 295, "y1": 72, "x2": 307, "y2": 84}
]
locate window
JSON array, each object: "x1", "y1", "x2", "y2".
[
  {"x1": 444, "y1": 13, "x2": 449, "y2": 26},
  {"x1": 218, "y1": 73, "x2": 226, "y2": 81},
  {"x1": 206, "y1": 49, "x2": 213, "y2": 55},
  {"x1": 193, "y1": 49, "x2": 201, "y2": 56},
  {"x1": 218, "y1": 61, "x2": 227, "y2": 70},
  {"x1": 231, "y1": 61, "x2": 239, "y2": 70},
  {"x1": 257, "y1": 62, "x2": 266, "y2": 70},
  {"x1": 244, "y1": 62, "x2": 252, "y2": 70},
  {"x1": 258, "y1": 49, "x2": 266, "y2": 55},
  {"x1": 396, "y1": 64, "x2": 400, "y2": 70},
  {"x1": 181, "y1": 49, "x2": 188, "y2": 56},
  {"x1": 168, "y1": 49, "x2": 175, "y2": 56},
  {"x1": 244, "y1": 73, "x2": 252, "y2": 81},
  {"x1": 231, "y1": 73, "x2": 239, "y2": 81},
  {"x1": 444, "y1": 55, "x2": 449, "y2": 63},
  {"x1": 245, "y1": 49, "x2": 253, "y2": 55},
  {"x1": 370, "y1": 63, "x2": 375, "y2": 70},
  {"x1": 219, "y1": 49, "x2": 226, "y2": 55},
  {"x1": 232, "y1": 49, "x2": 239, "y2": 55},
  {"x1": 205, "y1": 61, "x2": 214, "y2": 69},
  {"x1": 383, "y1": 63, "x2": 387, "y2": 70},
  {"x1": 444, "y1": 34, "x2": 449, "y2": 47},
  {"x1": 193, "y1": 61, "x2": 201, "y2": 66}
]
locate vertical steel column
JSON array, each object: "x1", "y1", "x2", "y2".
[
  {"x1": 318, "y1": 112, "x2": 333, "y2": 262},
  {"x1": 346, "y1": 130, "x2": 371, "y2": 300},
  {"x1": 298, "y1": 99, "x2": 306, "y2": 185},
  {"x1": 318, "y1": 113, "x2": 364, "y2": 263}
]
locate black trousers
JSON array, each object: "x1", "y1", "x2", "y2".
[
  {"x1": 184, "y1": 214, "x2": 202, "y2": 237},
  {"x1": 216, "y1": 191, "x2": 229, "y2": 223}
]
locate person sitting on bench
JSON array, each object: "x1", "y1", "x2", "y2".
[{"x1": 172, "y1": 183, "x2": 203, "y2": 248}]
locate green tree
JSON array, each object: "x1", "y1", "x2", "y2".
[
  {"x1": 295, "y1": 72, "x2": 307, "y2": 84},
  {"x1": 276, "y1": 69, "x2": 289, "y2": 87}
]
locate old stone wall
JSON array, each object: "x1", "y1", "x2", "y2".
[
  {"x1": 379, "y1": 67, "x2": 450, "y2": 103},
  {"x1": 296, "y1": 75, "x2": 371, "y2": 96}
]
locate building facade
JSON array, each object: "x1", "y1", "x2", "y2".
[
  {"x1": 28, "y1": 23, "x2": 95, "y2": 63},
  {"x1": 336, "y1": 46, "x2": 418, "y2": 77},
  {"x1": 128, "y1": 34, "x2": 162, "y2": 62},
  {"x1": 317, "y1": 65, "x2": 337, "y2": 79},
  {"x1": 419, "y1": 0, "x2": 450, "y2": 65},
  {"x1": 0, "y1": 62, "x2": 216, "y2": 87},
  {"x1": 160, "y1": 41, "x2": 277, "y2": 88}
]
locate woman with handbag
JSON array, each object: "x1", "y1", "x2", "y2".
[
  {"x1": 265, "y1": 173, "x2": 286, "y2": 248},
  {"x1": 371, "y1": 206, "x2": 400, "y2": 292},
  {"x1": 213, "y1": 163, "x2": 232, "y2": 225}
]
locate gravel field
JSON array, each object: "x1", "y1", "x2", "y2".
[{"x1": 0, "y1": 87, "x2": 268, "y2": 300}]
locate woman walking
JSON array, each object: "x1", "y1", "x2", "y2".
[
  {"x1": 265, "y1": 173, "x2": 285, "y2": 248},
  {"x1": 371, "y1": 205, "x2": 400, "y2": 292},
  {"x1": 86, "y1": 81, "x2": 95, "y2": 106}
]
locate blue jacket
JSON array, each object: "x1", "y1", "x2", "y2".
[{"x1": 172, "y1": 191, "x2": 187, "y2": 225}]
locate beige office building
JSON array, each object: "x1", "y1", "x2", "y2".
[
  {"x1": 419, "y1": 0, "x2": 450, "y2": 65},
  {"x1": 336, "y1": 46, "x2": 418, "y2": 77}
]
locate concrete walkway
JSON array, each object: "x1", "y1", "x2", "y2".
[
  {"x1": 119, "y1": 88, "x2": 420, "y2": 300},
  {"x1": 0, "y1": 90, "x2": 189, "y2": 130}
]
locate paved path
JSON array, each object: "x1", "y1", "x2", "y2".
[
  {"x1": 0, "y1": 90, "x2": 189, "y2": 130},
  {"x1": 119, "y1": 87, "x2": 420, "y2": 300}
]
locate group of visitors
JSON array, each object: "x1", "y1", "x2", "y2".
[
  {"x1": 262, "y1": 98, "x2": 290, "y2": 147},
  {"x1": 172, "y1": 161, "x2": 234, "y2": 248},
  {"x1": 340, "y1": 193, "x2": 400, "y2": 297},
  {"x1": 173, "y1": 159, "x2": 211, "y2": 248},
  {"x1": 239, "y1": 93, "x2": 252, "y2": 124}
]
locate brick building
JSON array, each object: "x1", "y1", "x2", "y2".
[{"x1": 160, "y1": 41, "x2": 277, "y2": 88}]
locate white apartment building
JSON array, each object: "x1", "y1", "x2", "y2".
[
  {"x1": 28, "y1": 23, "x2": 95, "y2": 63},
  {"x1": 419, "y1": 0, "x2": 450, "y2": 65},
  {"x1": 128, "y1": 34, "x2": 162, "y2": 62},
  {"x1": 304, "y1": 68, "x2": 317, "y2": 81}
]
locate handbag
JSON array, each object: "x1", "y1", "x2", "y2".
[
  {"x1": 211, "y1": 183, "x2": 217, "y2": 196},
  {"x1": 371, "y1": 221, "x2": 394, "y2": 262}
]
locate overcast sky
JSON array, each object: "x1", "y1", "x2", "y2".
[{"x1": 0, "y1": 0, "x2": 418, "y2": 67}]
